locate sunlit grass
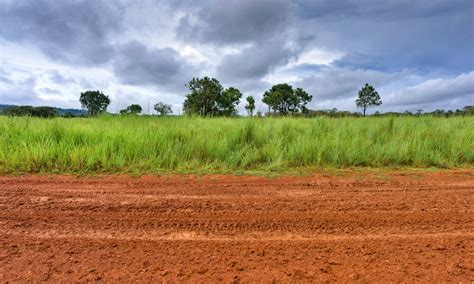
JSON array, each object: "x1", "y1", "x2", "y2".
[{"x1": 0, "y1": 115, "x2": 472, "y2": 174}]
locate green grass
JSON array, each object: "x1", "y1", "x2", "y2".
[{"x1": 0, "y1": 115, "x2": 472, "y2": 174}]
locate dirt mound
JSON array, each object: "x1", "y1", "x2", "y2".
[{"x1": 1, "y1": 171, "x2": 473, "y2": 282}]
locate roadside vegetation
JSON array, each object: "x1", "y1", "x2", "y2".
[
  {"x1": 0, "y1": 115, "x2": 472, "y2": 174},
  {"x1": 1, "y1": 77, "x2": 473, "y2": 174}
]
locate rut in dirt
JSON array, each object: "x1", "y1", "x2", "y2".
[{"x1": 1, "y1": 171, "x2": 473, "y2": 282}]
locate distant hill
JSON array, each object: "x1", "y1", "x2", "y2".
[{"x1": 0, "y1": 104, "x2": 86, "y2": 116}]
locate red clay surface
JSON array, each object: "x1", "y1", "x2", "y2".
[{"x1": 1, "y1": 171, "x2": 473, "y2": 282}]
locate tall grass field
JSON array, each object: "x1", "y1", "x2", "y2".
[{"x1": 0, "y1": 116, "x2": 472, "y2": 174}]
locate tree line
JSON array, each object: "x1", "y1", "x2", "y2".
[
  {"x1": 77, "y1": 77, "x2": 367, "y2": 117},
  {"x1": 1, "y1": 77, "x2": 473, "y2": 118}
]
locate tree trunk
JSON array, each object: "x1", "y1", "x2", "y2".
[{"x1": 363, "y1": 106, "x2": 366, "y2": 117}]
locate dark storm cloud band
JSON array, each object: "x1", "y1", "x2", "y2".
[
  {"x1": 0, "y1": 0, "x2": 124, "y2": 65},
  {"x1": 113, "y1": 41, "x2": 194, "y2": 92},
  {"x1": 0, "y1": 0, "x2": 472, "y2": 111}
]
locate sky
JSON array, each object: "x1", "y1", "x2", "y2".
[{"x1": 0, "y1": 0, "x2": 473, "y2": 114}]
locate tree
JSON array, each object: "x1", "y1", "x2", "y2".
[
  {"x1": 431, "y1": 109, "x2": 446, "y2": 116},
  {"x1": 262, "y1": 83, "x2": 312, "y2": 115},
  {"x1": 295, "y1": 88, "x2": 312, "y2": 114},
  {"x1": 79, "y1": 90, "x2": 110, "y2": 116},
  {"x1": 219, "y1": 87, "x2": 242, "y2": 116},
  {"x1": 245, "y1": 96, "x2": 255, "y2": 116},
  {"x1": 34, "y1": 106, "x2": 59, "y2": 118},
  {"x1": 183, "y1": 77, "x2": 242, "y2": 116},
  {"x1": 355, "y1": 83, "x2": 382, "y2": 117},
  {"x1": 262, "y1": 83, "x2": 291, "y2": 115},
  {"x1": 154, "y1": 102, "x2": 172, "y2": 116},
  {"x1": 183, "y1": 77, "x2": 222, "y2": 116},
  {"x1": 120, "y1": 104, "x2": 142, "y2": 115},
  {"x1": 63, "y1": 112, "x2": 76, "y2": 118},
  {"x1": 462, "y1": 105, "x2": 474, "y2": 115}
]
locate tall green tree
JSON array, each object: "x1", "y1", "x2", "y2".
[
  {"x1": 262, "y1": 84, "x2": 312, "y2": 115},
  {"x1": 183, "y1": 77, "x2": 223, "y2": 116},
  {"x1": 120, "y1": 104, "x2": 142, "y2": 115},
  {"x1": 356, "y1": 83, "x2": 382, "y2": 117},
  {"x1": 245, "y1": 96, "x2": 255, "y2": 116},
  {"x1": 79, "y1": 90, "x2": 110, "y2": 116},
  {"x1": 219, "y1": 87, "x2": 242, "y2": 116},
  {"x1": 183, "y1": 77, "x2": 242, "y2": 116},
  {"x1": 294, "y1": 88, "x2": 312, "y2": 114}
]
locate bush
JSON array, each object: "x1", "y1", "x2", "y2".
[{"x1": 4, "y1": 106, "x2": 58, "y2": 118}]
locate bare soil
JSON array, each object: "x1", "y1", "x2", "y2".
[{"x1": 1, "y1": 171, "x2": 473, "y2": 282}]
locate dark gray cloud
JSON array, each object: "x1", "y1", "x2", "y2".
[
  {"x1": 0, "y1": 0, "x2": 123, "y2": 65},
  {"x1": 0, "y1": 0, "x2": 472, "y2": 111},
  {"x1": 297, "y1": 0, "x2": 471, "y2": 19},
  {"x1": 217, "y1": 40, "x2": 295, "y2": 81},
  {"x1": 176, "y1": 0, "x2": 473, "y2": 85},
  {"x1": 46, "y1": 70, "x2": 102, "y2": 90},
  {"x1": 113, "y1": 41, "x2": 195, "y2": 91},
  {"x1": 296, "y1": 0, "x2": 473, "y2": 73},
  {"x1": 48, "y1": 70, "x2": 77, "y2": 85},
  {"x1": 177, "y1": 0, "x2": 303, "y2": 81},
  {"x1": 177, "y1": 0, "x2": 294, "y2": 45}
]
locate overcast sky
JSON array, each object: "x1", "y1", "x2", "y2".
[{"x1": 0, "y1": 0, "x2": 473, "y2": 114}]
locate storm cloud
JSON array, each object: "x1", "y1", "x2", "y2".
[
  {"x1": 177, "y1": 0, "x2": 294, "y2": 45},
  {"x1": 0, "y1": 0, "x2": 472, "y2": 112},
  {"x1": 0, "y1": 0, "x2": 124, "y2": 65},
  {"x1": 113, "y1": 41, "x2": 195, "y2": 91}
]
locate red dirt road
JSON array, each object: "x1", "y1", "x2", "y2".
[{"x1": 1, "y1": 171, "x2": 473, "y2": 282}]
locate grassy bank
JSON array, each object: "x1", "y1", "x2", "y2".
[{"x1": 0, "y1": 115, "x2": 472, "y2": 174}]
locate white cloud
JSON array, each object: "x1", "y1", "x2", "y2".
[
  {"x1": 384, "y1": 71, "x2": 474, "y2": 107},
  {"x1": 293, "y1": 48, "x2": 344, "y2": 66}
]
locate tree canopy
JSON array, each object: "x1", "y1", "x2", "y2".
[
  {"x1": 220, "y1": 87, "x2": 242, "y2": 116},
  {"x1": 183, "y1": 77, "x2": 242, "y2": 116},
  {"x1": 245, "y1": 96, "x2": 256, "y2": 116},
  {"x1": 120, "y1": 104, "x2": 142, "y2": 115},
  {"x1": 262, "y1": 83, "x2": 312, "y2": 115},
  {"x1": 79, "y1": 90, "x2": 110, "y2": 116},
  {"x1": 355, "y1": 83, "x2": 382, "y2": 116}
]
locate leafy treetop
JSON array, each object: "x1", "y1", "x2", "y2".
[
  {"x1": 245, "y1": 96, "x2": 256, "y2": 116},
  {"x1": 79, "y1": 90, "x2": 111, "y2": 116},
  {"x1": 183, "y1": 77, "x2": 242, "y2": 116},
  {"x1": 355, "y1": 83, "x2": 382, "y2": 116},
  {"x1": 262, "y1": 83, "x2": 312, "y2": 115}
]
